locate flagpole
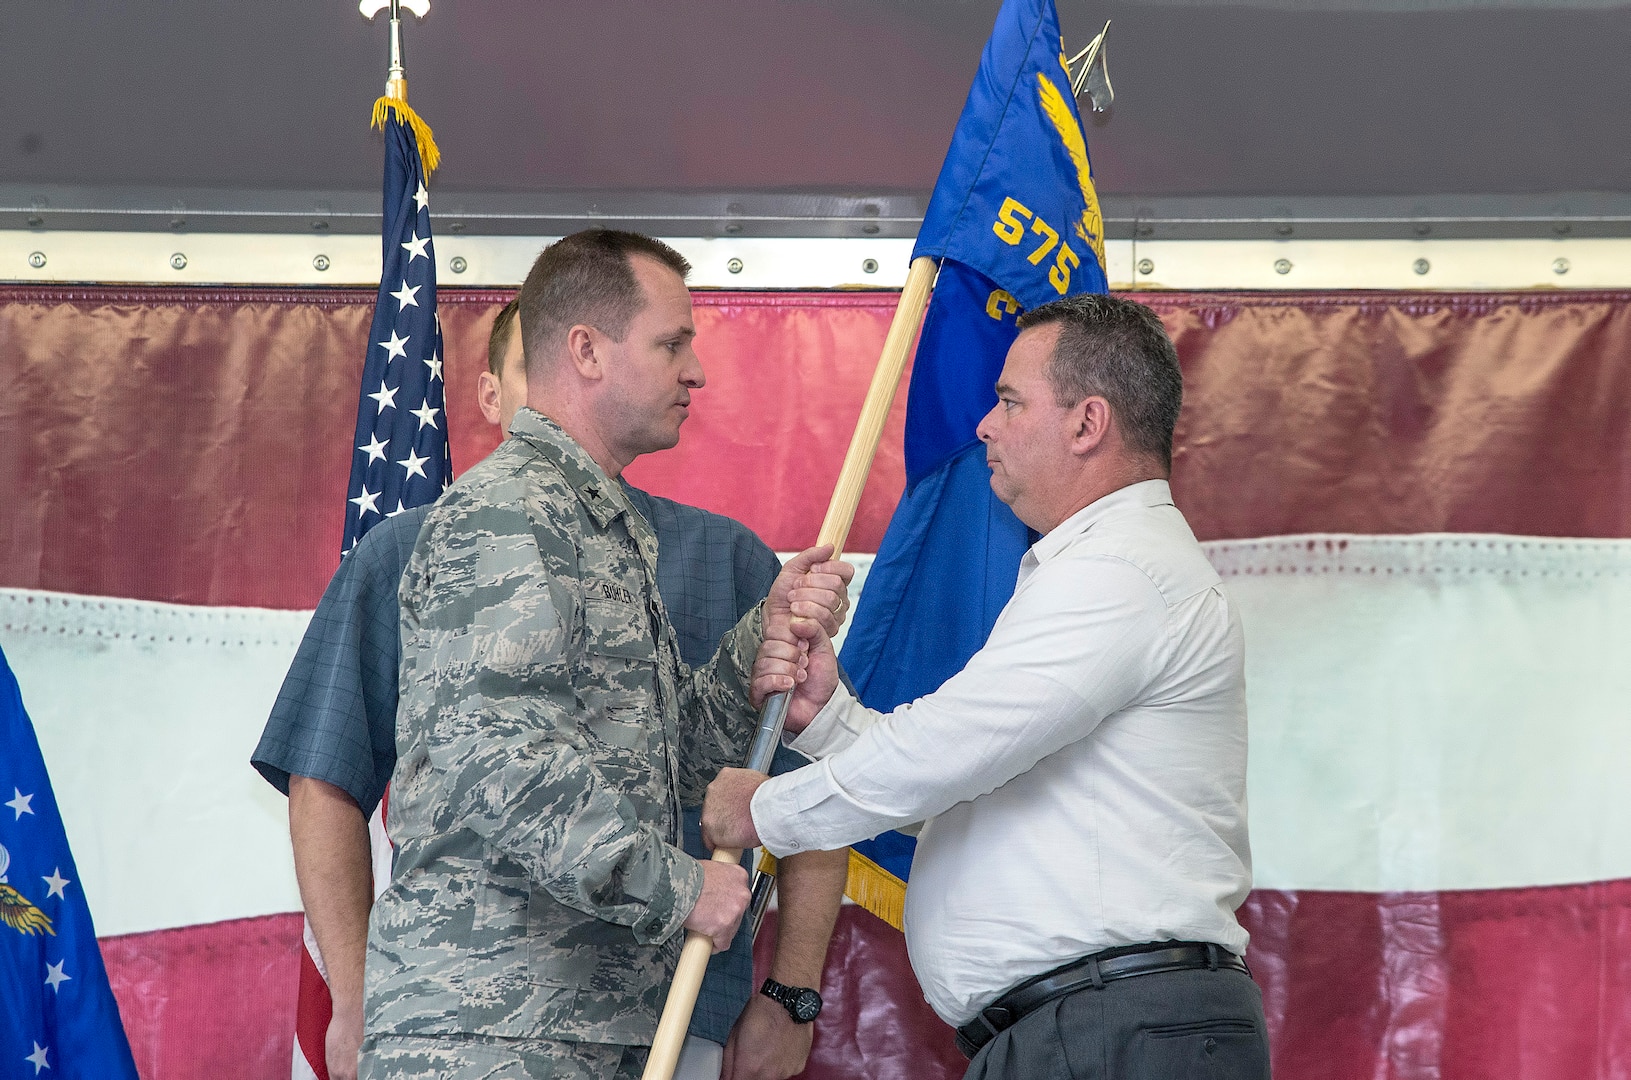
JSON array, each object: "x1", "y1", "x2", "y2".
[{"x1": 641, "y1": 254, "x2": 939, "y2": 1080}]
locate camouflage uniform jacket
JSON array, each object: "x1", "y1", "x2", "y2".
[{"x1": 366, "y1": 408, "x2": 763, "y2": 1046}]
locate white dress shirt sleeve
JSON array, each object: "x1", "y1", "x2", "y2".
[{"x1": 751, "y1": 553, "x2": 1174, "y2": 857}]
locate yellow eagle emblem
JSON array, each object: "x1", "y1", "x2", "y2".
[
  {"x1": 1, "y1": 883, "x2": 55, "y2": 936},
  {"x1": 1035, "y1": 69, "x2": 1107, "y2": 273},
  {"x1": 0, "y1": 844, "x2": 55, "y2": 936}
]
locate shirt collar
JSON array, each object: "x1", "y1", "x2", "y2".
[
  {"x1": 1026, "y1": 479, "x2": 1174, "y2": 566},
  {"x1": 507, "y1": 407, "x2": 628, "y2": 530}
]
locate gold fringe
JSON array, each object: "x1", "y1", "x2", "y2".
[
  {"x1": 845, "y1": 848, "x2": 906, "y2": 931},
  {"x1": 370, "y1": 96, "x2": 441, "y2": 177},
  {"x1": 751, "y1": 848, "x2": 905, "y2": 932}
]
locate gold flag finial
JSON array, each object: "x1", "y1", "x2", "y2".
[{"x1": 361, "y1": 0, "x2": 440, "y2": 174}]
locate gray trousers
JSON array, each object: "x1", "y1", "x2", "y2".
[{"x1": 964, "y1": 967, "x2": 1271, "y2": 1080}]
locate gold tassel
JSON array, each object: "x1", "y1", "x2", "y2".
[
  {"x1": 844, "y1": 848, "x2": 907, "y2": 931},
  {"x1": 370, "y1": 96, "x2": 441, "y2": 177},
  {"x1": 753, "y1": 848, "x2": 905, "y2": 931}
]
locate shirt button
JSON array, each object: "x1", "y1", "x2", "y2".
[{"x1": 1204, "y1": 1038, "x2": 1218, "y2": 1054}]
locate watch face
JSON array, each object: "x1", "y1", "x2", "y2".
[{"x1": 791, "y1": 988, "x2": 822, "y2": 1023}]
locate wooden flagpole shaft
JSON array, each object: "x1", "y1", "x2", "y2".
[
  {"x1": 641, "y1": 255, "x2": 939, "y2": 1080},
  {"x1": 815, "y1": 255, "x2": 941, "y2": 556}
]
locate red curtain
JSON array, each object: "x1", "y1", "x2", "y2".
[{"x1": 6, "y1": 286, "x2": 1631, "y2": 1080}]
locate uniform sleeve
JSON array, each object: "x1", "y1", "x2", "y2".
[
  {"x1": 671, "y1": 604, "x2": 764, "y2": 803},
  {"x1": 251, "y1": 522, "x2": 405, "y2": 814},
  {"x1": 400, "y1": 500, "x2": 703, "y2": 946}
]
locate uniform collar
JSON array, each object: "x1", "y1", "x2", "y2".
[
  {"x1": 508, "y1": 407, "x2": 630, "y2": 531},
  {"x1": 1027, "y1": 479, "x2": 1174, "y2": 566}
]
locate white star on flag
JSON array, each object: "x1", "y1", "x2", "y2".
[
  {"x1": 44, "y1": 960, "x2": 70, "y2": 992},
  {"x1": 350, "y1": 486, "x2": 381, "y2": 518},
  {"x1": 379, "y1": 329, "x2": 410, "y2": 361},
  {"x1": 25, "y1": 1042, "x2": 48, "y2": 1075},
  {"x1": 344, "y1": 111, "x2": 449, "y2": 565},
  {"x1": 399, "y1": 449, "x2": 431, "y2": 480},
  {"x1": 368, "y1": 381, "x2": 399, "y2": 414},
  {"x1": 43, "y1": 868, "x2": 69, "y2": 900},
  {"x1": 391, "y1": 281, "x2": 421, "y2": 311},
  {"x1": 411, "y1": 402, "x2": 441, "y2": 430},
  {"x1": 6, "y1": 788, "x2": 33, "y2": 819},
  {"x1": 358, "y1": 433, "x2": 390, "y2": 463}
]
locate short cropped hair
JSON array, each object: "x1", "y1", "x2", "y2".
[
  {"x1": 486, "y1": 298, "x2": 519, "y2": 376},
  {"x1": 516, "y1": 229, "x2": 691, "y2": 375},
  {"x1": 1016, "y1": 294, "x2": 1183, "y2": 472}
]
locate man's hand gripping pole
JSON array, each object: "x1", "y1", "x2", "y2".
[{"x1": 640, "y1": 256, "x2": 938, "y2": 1080}]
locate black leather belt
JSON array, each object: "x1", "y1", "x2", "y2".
[{"x1": 954, "y1": 942, "x2": 1250, "y2": 1059}]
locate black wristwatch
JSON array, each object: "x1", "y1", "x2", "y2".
[{"x1": 760, "y1": 977, "x2": 823, "y2": 1023}]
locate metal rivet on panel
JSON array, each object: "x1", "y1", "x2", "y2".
[
  {"x1": 170, "y1": 253, "x2": 188, "y2": 270},
  {"x1": 1136, "y1": 258, "x2": 1154, "y2": 275},
  {"x1": 724, "y1": 223, "x2": 743, "y2": 235},
  {"x1": 1553, "y1": 258, "x2": 1571, "y2": 275},
  {"x1": 313, "y1": 254, "x2": 331, "y2": 272},
  {"x1": 727, "y1": 258, "x2": 744, "y2": 274},
  {"x1": 862, "y1": 258, "x2": 879, "y2": 274},
  {"x1": 26, "y1": 215, "x2": 43, "y2": 228},
  {"x1": 1275, "y1": 224, "x2": 1293, "y2": 237},
  {"x1": 27, "y1": 251, "x2": 46, "y2": 269},
  {"x1": 861, "y1": 223, "x2": 880, "y2": 235},
  {"x1": 1413, "y1": 258, "x2": 1430, "y2": 275},
  {"x1": 449, "y1": 256, "x2": 468, "y2": 274},
  {"x1": 1273, "y1": 258, "x2": 1292, "y2": 275}
]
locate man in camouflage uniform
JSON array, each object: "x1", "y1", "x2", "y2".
[{"x1": 360, "y1": 230, "x2": 850, "y2": 1080}]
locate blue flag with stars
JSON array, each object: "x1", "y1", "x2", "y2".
[
  {"x1": 344, "y1": 113, "x2": 451, "y2": 553},
  {"x1": 0, "y1": 644, "x2": 139, "y2": 1080},
  {"x1": 839, "y1": 0, "x2": 1108, "y2": 907}
]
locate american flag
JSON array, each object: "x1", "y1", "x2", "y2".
[
  {"x1": 294, "y1": 111, "x2": 449, "y2": 1080},
  {"x1": 343, "y1": 113, "x2": 450, "y2": 553}
]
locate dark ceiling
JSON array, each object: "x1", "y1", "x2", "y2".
[{"x1": 3, "y1": 0, "x2": 1628, "y2": 233}]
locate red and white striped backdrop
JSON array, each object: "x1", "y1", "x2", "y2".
[{"x1": 3, "y1": 286, "x2": 1630, "y2": 1080}]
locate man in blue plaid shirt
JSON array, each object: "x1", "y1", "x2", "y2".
[{"x1": 253, "y1": 300, "x2": 848, "y2": 1080}]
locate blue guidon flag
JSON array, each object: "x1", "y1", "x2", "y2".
[
  {"x1": 343, "y1": 112, "x2": 451, "y2": 553},
  {"x1": 0, "y1": 645, "x2": 140, "y2": 1080},
  {"x1": 838, "y1": 0, "x2": 1109, "y2": 923}
]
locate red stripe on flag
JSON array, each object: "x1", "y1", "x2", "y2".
[
  {"x1": 1243, "y1": 880, "x2": 1631, "y2": 1080},
  {"x1": 100, "y1": 912, "x2": 303, "y2": 1080},
  {"x1": 295, "y1": 932, "x2": 333, "y2": 1080},
  {"x1": 9, "y1": 289, "x2": 1631, "y2": 610},
  {"x1": 98, "y1": 882, "x2": 1631, "y2": 1080},
  {"x1": 0, "y1": 287, "x2": 909, "y2": 609}
]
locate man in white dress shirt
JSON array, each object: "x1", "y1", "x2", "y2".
[{"x1": 708, "y1": 294, "x2": 1270, "y2": 1079}]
